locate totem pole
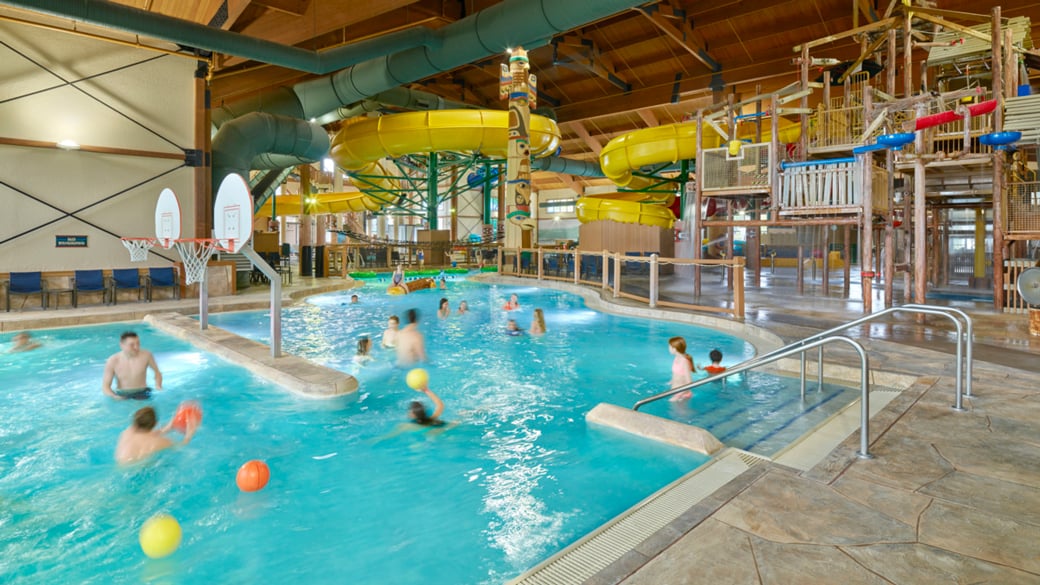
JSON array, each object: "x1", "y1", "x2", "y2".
[{"x1": 500, "y1": 46, "x2": 538, "y2": 248}]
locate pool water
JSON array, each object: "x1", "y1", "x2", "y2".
[{"x1": 1, "y1": 281, "x2": 751, "y2": 585}]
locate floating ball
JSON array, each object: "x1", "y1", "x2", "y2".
[
  {"x1": 171, "y1": 401, "x2": 202, "y2": 433},
  {"x1": 139, "y1": 513, "x2": 182, "y2": 559},
  {"x1": 236, "y1": 460, "x2": 270, "y2": 492},
  {"x1": 405, "y1": 368, "x2": 429, "y2": 391}
]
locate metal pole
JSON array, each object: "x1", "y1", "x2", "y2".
[
  {"x1": 649, "y1": 253, "x2": 659, "y2": 308},
  {"x1": 817, "y1": 345, "x2": 824, "y2": 389},
  {"x1": 800, "y1": 352, "x2": 807, "y2": 400},
  {"x1": 241, "y1": 245, "x2": 282, "y2": 358},
  {"x1": 427, "y1": 151, "x2": 439, "y2": 230}
]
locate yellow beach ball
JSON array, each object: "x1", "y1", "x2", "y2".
[
  {"x1": 406, "y1": 368, "x2": 429, "y2": 391},
  {"x1": 139, "y1": 513, "x2": 182, "y2": 559}
]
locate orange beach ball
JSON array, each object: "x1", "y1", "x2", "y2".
[{"x1": 236, "y1": 460, "x2": 270, "y2": 492}]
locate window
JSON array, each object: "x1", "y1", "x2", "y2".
[{"x1": 544, "y1": 199, "x2": 575, "y2": 214}]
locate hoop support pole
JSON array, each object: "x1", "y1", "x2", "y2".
[{"x1": 240, "y1": 244, "x2": 282, "y2": 358}]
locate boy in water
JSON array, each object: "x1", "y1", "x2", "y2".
[{"x1": 115, "y1": 406, "x2": 195, "y2": 464}]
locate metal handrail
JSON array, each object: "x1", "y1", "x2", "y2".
[
  {"x1": 760, "y1": 304, "x2": 972, "y2": 411},
  {"x1": 633, "y1": 335, "x2": 875, "y2": 459}
]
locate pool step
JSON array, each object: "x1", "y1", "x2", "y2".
[{"x1": 507, "y1": 448, "x2": 769, "y2": 585}]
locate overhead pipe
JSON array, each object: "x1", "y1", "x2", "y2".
[
  {"x1": 211, "y1": 113, "x2": 329, "y2": 198},
  {"x1": 2, "y1": 0, "x2": 441, "y2": 75},
  {"x1": 532, "y1": 156, "x2": 604, "y2": 177},
  {"x1": 309, "y1": 87, "x2": 479, "y2": 127},
  {"x1": 216, "y1": 0, "x2": 647, "y2": 123}
]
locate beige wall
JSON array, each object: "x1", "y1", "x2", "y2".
[{"x1": 0, "y1": 21, "x2": 195, "y2": 272}]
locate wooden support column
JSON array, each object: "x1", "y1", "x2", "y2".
[
  {"x1": 883, "y1": 152, "x2": 895, "y2": 307},
  {"x1": 843, "y1": 224, "x2": 852, "y2": 297},
  {"x1": 887, "y1": 29, "x2": 897, "y2": 97},
  {"x1": 861, "y1": 150, "x2": 874, "y2": 313},
  {"x1": 913, "y1": 105, "x2": 927, "y2": 304},
  {"x1": 903, "y1": 11, "x2": 913, "y2": 98},
  {"x1": 194, "y1": 66, "x2": 211, "y2": 239},
  {"x1": 750, "y1": 86, "x2": 763, "y2": 288},
  {"x1": 822, "y1": 226, "x2": 831, "y2": 295},
  {"x1": 799, "y1": 45, "x2": 810, "y2": 160},
  {"x1": 693, "y1": 110, "x2": 705, "y2": 297},
  {"x1": 992, "y1": 5, "x2": 1006, "y2": 309}
]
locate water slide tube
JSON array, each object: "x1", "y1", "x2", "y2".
[
  {"x1": 326, "y1": 110, "x2": 561, "y2": 211},
  {"x1": 575, "y1": 192, "x2": 677, "y2": 229},
  {"x1": 586, "y1": 119, "x2": 802, "y2": 228}
]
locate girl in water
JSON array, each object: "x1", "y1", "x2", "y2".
[
  {"x1": 667, "y1": 336, "x2": 695, "y2": 401},
  {"x1": 529, "y1": 308, "x2": 546, "y2": 335},
  {"x1": 437, "y1": 297, "x2": 451, "y2": 319},
  {"x1": 457, "y1": 300, "x2": 469, "y2": 315}
]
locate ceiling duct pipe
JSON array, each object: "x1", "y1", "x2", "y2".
[
  {"x1": 210, "y1": 0, "x2": 646, "y2": 124},
  {"x1": 311, "y1": 87, "x2": 479, "y2": 126},
  {"x1": 2, "y1": 0, "x2": 441, "y2": 75},
  {"x1": 532, "y1": 156, "x2": 604, "y2": 177},
  {"x1": 211, "y1": 113, "x2": 329, "y2": 198}
]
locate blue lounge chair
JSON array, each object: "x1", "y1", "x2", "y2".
[
  {"x1": 110, "y1": 268, "x2": 144, "y2": 304},
  {"x1": 73, "y1": 269, "x2": 108, "y2": 307},
  {"x1": 146, "y1": 267, "x2": 179, "y2": 301},
  {"x1": 6, "y1": 272, "x2": 45, "y2": 311}
]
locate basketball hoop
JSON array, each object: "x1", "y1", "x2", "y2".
[
  {"x1": 174, "y1": 238, "x2": 229, "y2": 285},
  {"x1": 121, "y1": 237, "x2": 158, "y2": 262}
]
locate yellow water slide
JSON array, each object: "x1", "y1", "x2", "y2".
[
  {"x1": 324, "y1": 110, "x2": 561, "y2": 211},
  {"x1": 580, "y1": 119, "x2": 802, "y2": 228}
]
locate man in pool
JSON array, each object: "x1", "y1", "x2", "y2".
[
  {"x1": 102, "y1": 331, "x2": 162, "y2": 400},
  {"x1": 9, "y1": 332, "x2": 41, "y2": 352},
  {"x1": 115, "y1": 406, "x2": 194, "y2": 464},
  {"x1": 396, "y1": 308, "x2": 427, "y2": 366}
]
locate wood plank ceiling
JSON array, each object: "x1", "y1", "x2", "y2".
[{"x1": 94, "y1": 0, "x2": 1040, "y2": 190}]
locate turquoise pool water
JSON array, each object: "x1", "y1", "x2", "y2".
[{"x1": 1, "y1": 281, "x2": 748, "y2": 585}]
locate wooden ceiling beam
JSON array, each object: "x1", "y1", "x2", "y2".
[
  {"x1": 252, "y1": 0, "x2": 311, "y2": 17},
  {"x1": 232, "y1": 0, "x2": 420, "y2": 49},
  {"x1": 219, "y1": 0, "x2": 255, "y2": 30},
  {"x1": 637, "y1": 109, "x2": 659, "y2": 127},
  {"x1": 566, "y1": 121, "x2": 603, "y2": 156},
  {"x1": 552, "y1": 34, "x2": 631, "y2": 92},
  {"x1": 636, "y1": 1, "x2": 720, "y2": 72}
]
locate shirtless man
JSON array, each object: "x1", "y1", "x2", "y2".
[
  {"x1": 115, "y1": 406, "x2": 194, "y2": 464},
  {"x1": 9, "y1": 332, "x2": 41, "y2": 353},
  {"x1": 396, "y1": 308, "x2": 427, "y2": 366},
  {"x1": 381, "y1": 315, "x2": 400, "y2": 348},
  {"x1": 102, "y1": 331, "x2": 163, "y2": 400}
]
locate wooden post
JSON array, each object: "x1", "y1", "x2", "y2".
[
  {"x1": 797, "y1": 242, "x2": 805, "y2": 295},
  {"x1": 726, "y1": 226, "x2": 734, "y2": 290},
  {"x1": 913, "y1": 104, "x2": 927, "y2": 304},
  {"x1": 822, "y1": 225, "x2": 830, "y2": 296},
  {"x1": 887, "y1": 28, "x2": 897, "y2": 97},
  {"x1": 992, "y1": 6, "x2": 1006, "y2": 310},
  {"x1": 843, "y1": 224, "x2": 852, "y2": 297},
  {"x1": 193, "y1": 66, "x2": 211, "y2": 240},
  {"x1": 903, "y1": 10, "x2": 913, "y2": 98},
  {"x1": 861, "y1": 150, "x2": 874, "y2": 313},
  {"x1": 298, "y1": 164, "x2": 312, "y2": 278},
  {"x1": 733, "y1": 257, "x2": 745, "y2": 319},
  {"x1": 694, "y1": 110, "x2": 705, "y2": 297},
  {"x1": 800, "y1": 44, "x2": 810, "y2": 160},
  {"x1": 883, "y1": 150, "x2": 895, "y2": 308}
]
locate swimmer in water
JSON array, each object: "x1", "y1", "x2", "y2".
[{"x1": 102, "y1": 331, "x2": 162, "y2": 400}]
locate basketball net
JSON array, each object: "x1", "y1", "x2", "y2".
[
  {"x1": 121, "y1": 238, "x2": 157, "y2": 262},
  {"x1": 174, "y1": 239, "x2": 220, "y2": 285}
]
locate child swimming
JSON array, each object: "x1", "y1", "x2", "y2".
[{"x1": 667, "y1": 336, "x2": 695, "y2": 401}]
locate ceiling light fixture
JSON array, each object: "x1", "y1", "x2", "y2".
[{"x1": 56, "y1": 139, "x2": 80, "y2": 150}]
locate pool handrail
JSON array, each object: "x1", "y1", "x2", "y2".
[
  {"x1": 770, "y1": 304, "x2": 972, "y2": 411},
  {"x1": 633, "y1": 335, "x2": 875, "y2": 458}
]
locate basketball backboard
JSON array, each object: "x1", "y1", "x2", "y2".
[
  {"x1": 213, "y1": 173, "x2": 254, "y2": 253},
  {"x1": 155, "y1": 188, "x2": 181, "y2": 248}
]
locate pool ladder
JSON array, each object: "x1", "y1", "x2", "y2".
[{"x1": 633, "y1": 304, "x2": 974, "y2": 460}]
